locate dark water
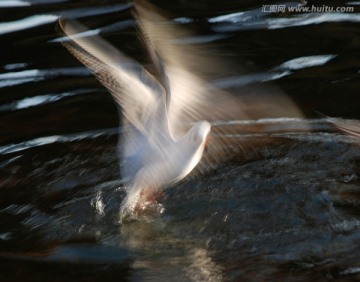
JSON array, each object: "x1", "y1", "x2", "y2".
[{"x1": 1, "y1": 0, "x2": 360, "y2": 281}]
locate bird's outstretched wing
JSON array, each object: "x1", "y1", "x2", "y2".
[
  {"x1": 133, "y1": 1, "x2": 307, "y2": 167},
  {"x1": 328, "y1": 118, "x2": 360, "y2": 139},
  {"x1": 59, "y1": 19, "x2": 173, "y2": 179}
]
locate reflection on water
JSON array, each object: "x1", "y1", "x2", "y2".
[{"x1": 1, "y1": 0, "x2": 360, "y2": 281}]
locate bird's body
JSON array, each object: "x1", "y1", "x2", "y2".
[
  {"x1": 60, "y1": 0, "x2": 305, "y2": 220},
  {"x1": 120, "y1": 121, "x2": 211, "y2": 217}
]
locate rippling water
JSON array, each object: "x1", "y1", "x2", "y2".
[{"x1": 1, "y1": 1, "x2": 360, "y2": 281}]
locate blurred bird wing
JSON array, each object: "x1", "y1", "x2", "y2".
[
  {"x1": 329, "y1": 118, "x2": 360, "y2": 139},
  {"x1": 133, "y1": 1, "x2": 306, "y2": 164},
  {"x1": 60, "y1": 19, "x2": 174, "y2": 178}
]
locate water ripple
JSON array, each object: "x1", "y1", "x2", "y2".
[
  {"x1": 0, "y1": 67, "x2": 90, "y2": 88},
  {"x1": 0, "y1": 89, "x2": 95, "y2": 113},
  {"x1": 277, "y1": 55, "x2": 336, "y2": 71},
  {"x1": 0, "y1": 1, "x2": 29, "y2": 7},
  {"x1": 0, "y1": 128, "x2": 118, "y2": 155},
  {"x1": 211, "y1": 10, "x2": 360, "y2": 32},
  {"x1": 268, "y1": 12, "x2": 360, "y2": 29},
  {"x1": 4, "y1": 63, "x2": 29, "y2": 71},
  {"x1": 58, "y1": 3, "x2": 131, "y2": 20},
  {"x1": 0, "y1": 4, "x2": 131, "y2": 36},
  {"x1": 340, "y1": 267, "x2": 360, "y2": 276},
  {"x1": 212, "y1": 71, "x2": 291, "y2": 89},
  {"x1": 0, "y1": 15, "x2": 58, "y2": 35},
  {"x1": 49, "y1": 244, "x2": 129, "y2": 264},
  {"x1": 0, "y1": 204, "x2": 33, "y2": 215},
  {"x1": 0, "y1": 232, "x2": 12, "y2": 240},
  {"x1": 212, "y1": 54, "x2": 335, "y2": 88},
  {"x1": 0, "y1": 0, "x2": 70, "y2": 6},
  {"x1": 52, "y1": 20, "x2": 134, "y2": 43}
]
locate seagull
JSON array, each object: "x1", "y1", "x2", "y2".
[{"x1": 59, "y1": 1, "x2": 305, "y2": 220}]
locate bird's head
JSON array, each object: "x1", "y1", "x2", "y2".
[{"x1": 188, "y1": 121, "x2": 211, "y2": 150}]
